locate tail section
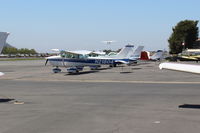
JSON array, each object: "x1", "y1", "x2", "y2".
[
  {"x1": 129, "y1": 46, "x2": 144, "y2": 60},
  {"x1": 140, "y1": 51, "x2": 150, "y2": 60},
  {"x1": 0, "y1": 32, "x2": 9, "y2": 54},
  {"x1": 150, "y1": 50, "x2": 164, "y2": 60},
  {"x1": 115, "y1": 45, "x2": 134, "y2": 58}
]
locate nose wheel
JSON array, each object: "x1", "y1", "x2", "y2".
[{"x1": 53, "y1": 67, "x2": 61, "y2": 73}]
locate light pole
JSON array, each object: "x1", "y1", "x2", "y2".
[{"x1": 182, "y1": 40, "x2": 185, "y2": 51}]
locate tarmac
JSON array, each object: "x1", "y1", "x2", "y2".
[{"x1": 0, "y1": 60, "x2": 200, "y2": 133}]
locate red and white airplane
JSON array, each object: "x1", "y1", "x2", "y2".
[{"x1": 140, "y1": 50, "x2": 165, "y2": 61}]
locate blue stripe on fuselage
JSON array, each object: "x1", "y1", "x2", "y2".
[{"x1": 48, "y1": 58, "x2": 129, "y2": 64}]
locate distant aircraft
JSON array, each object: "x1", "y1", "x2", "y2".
[
  {"x1": 46, "y1": 45, "x2": 143, "y2": 73},
  {"x1": 159, "y1": 62, "x2": 200, "y2": 74},
  {"x1": 140, "y1": 50, "x2": 165, "y2": 61},
  {"x1": 176, "y1": 55, "x2": 199, "y2": 61},
  {"x1": 102, "y1": 40, "x2": 116, "y2": 44},
  {"x1": 174, "y1": 49, "x2": 200, "y2": 62}
]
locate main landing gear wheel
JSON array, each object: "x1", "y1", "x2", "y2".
[{"x1": 53, "y1": 67, "x2": 61, "y2": 73}]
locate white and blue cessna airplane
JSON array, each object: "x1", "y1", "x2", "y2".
[{"x1": 46, "y1": 45, "x2": 144, "y2": 73}]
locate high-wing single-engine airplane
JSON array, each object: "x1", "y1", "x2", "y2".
[{"x1": 46, "y1": 45, "x2": 144, "y2": 73}]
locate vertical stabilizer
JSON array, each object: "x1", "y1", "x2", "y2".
[
  {"x1": 129, "y1": 46, "x2": 144, "y2": 60},
  {"x1": 115, "y1": 45, "x2": 134, "y2": 58},
  {"x1": 151, "y1": 50, "x2": 164, "y2": 60},
  {"x1": 140, "y1": 51, "x2": 150, "y2": 60},
  {"x1": 0, "y1": 32, "x2": 9, "y2": 54}
]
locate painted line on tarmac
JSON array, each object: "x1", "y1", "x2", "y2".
[
  {"x1": 14, "y1": 78, "x2": 200, "y2": 84},
  {"x1": 62, "y1": 80, "x2": 200, "y2": 84}
]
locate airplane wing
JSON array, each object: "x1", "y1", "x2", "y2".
[
  {"x1": 91, "y1": 51, "x2": 106, "y2": 55},
  {"x1": 178, "y1": 55, "x2": 198, "y2": 61},
  {"x1": 159, "y1": 62, "x2": 200, "y2": 74},
  {"x1": 66, "y1": 50, "x2": 93, "y2": 55}
]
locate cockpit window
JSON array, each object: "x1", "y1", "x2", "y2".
[{"x1": 61, "y1": 53, "x2": 88, "y2": 59}]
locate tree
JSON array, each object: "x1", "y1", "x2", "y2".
[
  {"x1": 2, "y1": 47, "x2": 37, "y2": 55},
  {"x1": 168, "y1": 20, "x2": 199, "y2": 54},
  {"x1": 103, "y1": 49, "x2": 112, "y2": 54},
  {"x1": 2, "y1": 47, "x2": 18, "y2": 55},
  {"x1": 29, "y1": 49, "x2": 37, "y2": 54}
]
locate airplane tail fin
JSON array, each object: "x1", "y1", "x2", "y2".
[
  {"x1": 115, "y1": 45, "x2": 134, "y2": 58},
  {"x1": 151, "y1": 50, "x2": 164, "y2": 60},
  {"x1": 0, "y1": 32, "x2": 9, "y2": 54},
  {"x1": 129, "y1": 46, "x2": 144, "y2": 60},
  {"x1": 140, "y1": 51, "x2": 150, "y2": 60}
]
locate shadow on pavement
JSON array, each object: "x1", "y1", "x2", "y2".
[
  {"x1": 179, "y1": 104, "x2": 200, "y2": 109},
  {"x1": 0, "y1": 98, "x2": 15, "y2": 103},
  {"x1": 65, "y1": 70, "x2": 100, "y2": 75}
]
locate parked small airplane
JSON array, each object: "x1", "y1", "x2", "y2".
[
  {"x1": 176, "y1": 55, "x2": 199, "y2": 61},
  {"x1": 102, "y1": 40, "x2": 116, "y2": 44},
  {"x1": 140, "y1": 50, "x2": 165, "y2": 61},
  {"x1": 46, "y1": 45, "x2": 144, "y2": 73},
  {"x1": 159, "y1": 62, "x2": 200, "y2": 74},
  {"x1": 174, "y1": 49, "x2": 200, "y2": 62}
]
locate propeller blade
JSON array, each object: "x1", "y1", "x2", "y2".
[{"x1": 45, "y1": 59, "x2": 48, "y2": 66}]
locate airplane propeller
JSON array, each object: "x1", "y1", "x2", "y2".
[{"x1": 45, "y1": 59, "x2": 49, "y2": 66}]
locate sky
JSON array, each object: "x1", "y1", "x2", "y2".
[{"x1": 0, "y1": 0, "x2": 200, "y2": 52}]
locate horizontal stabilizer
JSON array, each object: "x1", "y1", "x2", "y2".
[{"x1": 114, "y1": 60, "x2": 128, "y2": 64}]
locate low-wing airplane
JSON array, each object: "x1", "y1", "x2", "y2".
[
  {"x1": 46, "y1": 45, "x2": 144, "y2": 73},
  {"x1": 176, "y1": 55, "x2": 200, "y2": 61},
  {"x1": 140, "y1": 50, "x2": 165, "y2": 61},
  {"x1": 174, "y1": 49, "x2": 200, "y2": 62},
  {"x1": 159, "y1": 62, "x2": 200, "y2": 74}
]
